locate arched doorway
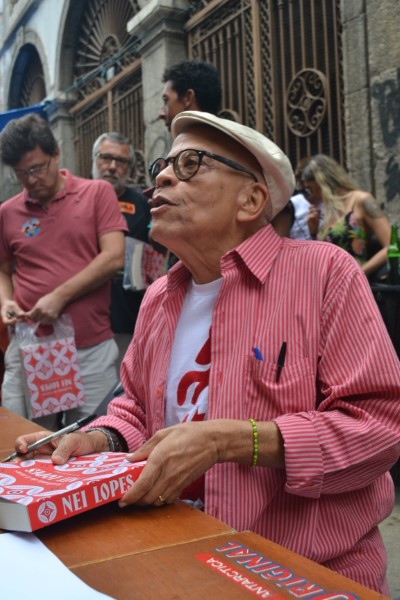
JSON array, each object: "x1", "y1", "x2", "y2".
[
  {"x1": 65, "y1": 0, "x2": 145, "y2": 184},
  {"x1": 8, "y1": 43, "x2": 46, "y2": 108}
]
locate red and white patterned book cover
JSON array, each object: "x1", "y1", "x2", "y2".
[
  {"x1": 20, "y1": 336, "x2": 85, "y2": 418},
  {"x1": 141, "y1": 244, "x2": 168, "y2": 287},
  {"x1": 0, "y1": 453, "x2": 145, "y2": 532}
]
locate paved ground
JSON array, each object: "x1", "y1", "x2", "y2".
[{"x1": 380, "y1": 483, "x2": 400, "y2": 599}]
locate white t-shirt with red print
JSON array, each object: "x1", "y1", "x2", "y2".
[{"x1": 165, "y1": 277, "x2": 222, "y2": 427}]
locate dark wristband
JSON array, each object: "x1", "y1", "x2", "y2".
[{"x1": 86, "y1": 427, "x2": 127, "y2": 452}]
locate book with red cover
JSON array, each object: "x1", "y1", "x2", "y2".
[{"x1": 0, "y1": 452, "x2": 145, "y2": 532}]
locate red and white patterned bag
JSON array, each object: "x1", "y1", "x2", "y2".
[
  {"x1": 16, "y1": 315, "x2": 85, "y2": 418},
  {"x1": 123, "y1": 237, "x2": 168, "y2": 291}
]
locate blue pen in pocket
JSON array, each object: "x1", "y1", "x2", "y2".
[{"x1": 252, "y1": 346, "x2": 263, "y2": 361}]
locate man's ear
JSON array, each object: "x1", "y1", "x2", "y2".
[
  {"x1": 183, "y1": 89, "x2": 197, "y2": 110},
  {"x1": 237, "y1": 183, "x2": 269, "y2": 223}
]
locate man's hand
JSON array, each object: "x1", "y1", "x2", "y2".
[
  {"x1": 1, "y1": 300, "x2": 25, "y2": 324},
  {"x1": 13, "y1": 429, "x2": 110, "y2": 465},
  {"x1": 119, "y1": 421, "x2": 233, "y2": 507},
  {"x1": 24, "y1": 290, "x2": 66, "y2": 324}
]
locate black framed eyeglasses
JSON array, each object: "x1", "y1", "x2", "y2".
[
  {"x1": 148, "y1": 148, "x2": 258, "y2": 184},
  {"x1": 96, "y1": 152, "x2": 132, "y2": 167},
  {"x1": 12, "y1": 157, "x2": 52, "y2": 182}
]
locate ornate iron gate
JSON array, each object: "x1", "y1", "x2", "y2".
[{"x1": 186, "y1": 0, "x2": 345, "y2": 169}]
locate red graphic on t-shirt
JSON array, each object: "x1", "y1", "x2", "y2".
[{"x1": 177, "y1": 333, "x2": 210, "y2": 422}]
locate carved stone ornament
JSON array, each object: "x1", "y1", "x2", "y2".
[{"x1": 286, "y1": 69, "x2": 328, "y2": 137}]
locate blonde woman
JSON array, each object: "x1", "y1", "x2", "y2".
[{"x1": 302, "y1": 154, "x2": 391, "y2": 280}]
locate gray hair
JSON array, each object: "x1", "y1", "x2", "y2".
[{"x1": 92, "y1": 132, "x2": 135, "y2": 166}]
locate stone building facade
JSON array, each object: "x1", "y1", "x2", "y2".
[
  {"x1": 342, "y1": 1, "x2": 400, "y2": 217},
  {"x1": 0, "y1": 0, "x2": 398, "y2": 221}
]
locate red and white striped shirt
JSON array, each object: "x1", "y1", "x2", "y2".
[{"x1": 94, "y1": 224, "x2": 400, "y2": 594}]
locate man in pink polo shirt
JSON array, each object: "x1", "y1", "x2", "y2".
[{"x1": 0, "y1": 113, "x2": 127, "y2": 429}]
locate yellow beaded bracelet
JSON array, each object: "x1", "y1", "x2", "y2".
[{"x1": 248, "y1": 418, "x2": 259, "y2": 467}]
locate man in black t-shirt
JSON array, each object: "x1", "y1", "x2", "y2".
[{"x1": 92, "y1": 132, "x2": 151, "y2": 338}]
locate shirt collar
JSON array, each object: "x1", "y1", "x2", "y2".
[
  {"x1": 166, "y1": 224, "x2": 283, "y2": 289},
  {"x1": 224, "y1": 224, "x2": 283, "y2": 284}
]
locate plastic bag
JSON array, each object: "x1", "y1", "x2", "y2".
[{"x1": 16, "y1": 315, "x2": 85, "y2": 418}]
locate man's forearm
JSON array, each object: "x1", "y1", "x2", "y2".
[
  {"x1": 212, "y1": 419, "x2": 285, "y2": 469},
  {"x1": 0, "y1": 270, "x2": 14, "y2": 305},
  {"x1": 51, "y1": 248, "x2": 123, "y2": 307}
]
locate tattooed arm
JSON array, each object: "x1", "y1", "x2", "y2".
[{"x1": 357, "y1": 194, "x2": 391, "y2": 276}]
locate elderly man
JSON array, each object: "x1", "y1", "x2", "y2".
[
  {"x1": 14, "y1": 112, "x2": 400, "y2": 595},
  {"x1": 92, "y1": 132, "x2": 152, "y2": 342}
]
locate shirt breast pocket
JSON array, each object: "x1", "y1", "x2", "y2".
[{"x1": 244, "y1": 355, "x2": 315, "y2": 419}]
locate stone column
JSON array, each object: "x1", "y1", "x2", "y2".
[
  {"x1": 127, "y1": 0, "x2": 189, "y2": 173},
  {"x1": 46, "y1": 93, "x2": 78, "y2": 174},
  {"x1": 341, "y1": 1, "x2": 373, "y2": 193},
  {"x1": 341, "y1": 0, "x2": 400, "y2": 218},
  {"x1": 366, "y1": 0, "x2": 400, "y2": 219}
]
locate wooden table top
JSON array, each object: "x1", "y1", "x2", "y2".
[
  {"x1": 0, "y1": 407, "x2": 387, "y2": 599},
  {"x1": 72, "y1": 531, "x2": 385, "y2": 600},
  {"x1": 0, "y1": 406, "x2": 44, "y2": 455},
  {"x1": 37, "y1": 500, "x2": 234, "y2": 569}
]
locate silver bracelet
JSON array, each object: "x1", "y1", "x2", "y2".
[{"x1": 86, "y1": 427, "x2": 121, "y2": 452}]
